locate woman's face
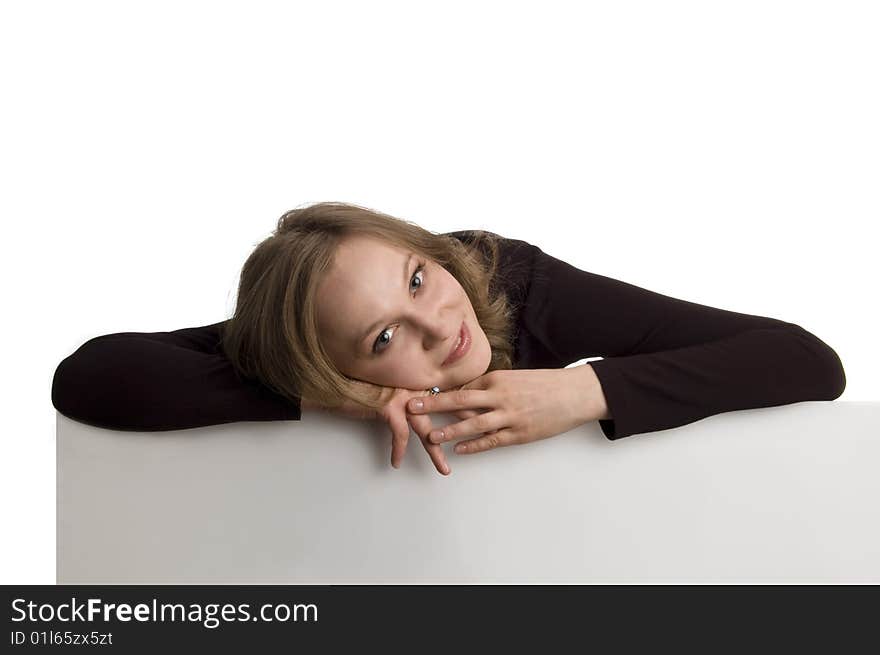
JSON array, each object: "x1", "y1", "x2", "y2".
[{"x1": 314, "y1": 234, "x2": 492, "y2": 391}]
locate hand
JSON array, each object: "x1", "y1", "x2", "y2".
[
  {"x1": 405, "y1": 365, "x2": 608, "y2": 455},
  {"x1": 305, "y1": 381, "x2": 454, "y2": 476}
]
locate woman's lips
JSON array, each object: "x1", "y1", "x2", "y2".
[{"x1": 443, "y1": 321, "x2": 471, "y2": 366}]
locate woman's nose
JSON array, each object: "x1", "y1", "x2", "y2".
[{"x1": 416, "y1": 311, "x2": 453, "y2": 349}]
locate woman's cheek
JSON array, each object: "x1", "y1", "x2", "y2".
[{"x1": 384, "y1": 358, "x2": 418, "y2": 389}]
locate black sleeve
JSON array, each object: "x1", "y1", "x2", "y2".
[
  {"x1": 51, "y1": 321, "x2": 302, "y2": 432},
  {"x1": 521, "y1": 244, "x2": 847, "y2": 441}
]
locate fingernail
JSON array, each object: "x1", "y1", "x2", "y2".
[
  {"x1": 431, "y1": 430, "x2": 445, "y2": 443},
  {"x1": 410, "y1": 399, "x2": 423, "y2": 411}
]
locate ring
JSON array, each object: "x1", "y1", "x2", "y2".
[{"x1": 429, "y1": 386, "x2": 441, "y2": 395}]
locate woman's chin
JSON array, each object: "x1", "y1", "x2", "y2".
[
  {"x1": 450, "y1": 352, "x2": 493, "y2": 388},
  {"x1": 374, "y1": 345, "x2": 491, "y2": 391}
]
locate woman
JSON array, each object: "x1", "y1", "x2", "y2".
[{"x1": 51, "y1": 202, "x2": 847, "y2": 476}]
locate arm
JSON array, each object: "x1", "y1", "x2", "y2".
[
  {"x1": 569, "y1": 361, "x2": 611, "y2": 422},
  {"x1": 51, "y1": 321, "x2": 302, "y2": 431},
  {"x1": 519, "y1": 245, "x2": 846, "y2": 440}
]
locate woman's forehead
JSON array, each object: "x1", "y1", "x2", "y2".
[
  {"x1": 317, "y1": 237, "x2": 411, "y2": 327},
  {"x1": 335, "y1": 233, "x2": 404, "y2": 259}
]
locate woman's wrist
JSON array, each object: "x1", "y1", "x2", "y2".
[{"x1": 567, "y1": 363, "x2": 611, "y2": 423}]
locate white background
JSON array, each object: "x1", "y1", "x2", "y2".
[{"x1": 1, "y1": 1, "x2": 876, "y2": 584}]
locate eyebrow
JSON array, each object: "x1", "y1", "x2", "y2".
[{"x1": 357, "y1": 253, "x2": 415, "y2": 352}]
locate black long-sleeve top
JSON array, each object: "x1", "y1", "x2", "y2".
[{"x1": 51, "y1": 230, "x2": 847, "y2": 440}]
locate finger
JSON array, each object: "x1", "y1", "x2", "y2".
[
  {"x1": 408, "y1": 407, "x2": 479, "y2": 423},
  {"x1": 453, "y1": 428, "x2": 513, "y2": 455},
  {"x1": 408, "y1": 413, "x2": 450, "y2": 475},
  {"x1": 406, "y1": 411, "x2": 432, "y2": 443},
  {"x1": 427, "y1": 410, "x2": 507, "y2": 444},
  {"x1": 420, "y1": 434, "x2": 450, "y2": 475},
  {"x1": 407, "y1": 388, "x2": 494, "y2": 415},
  {"x1": 408, "y1": 404, "x2": 486, "y2": 446},
  {"x1": 406, "y1": 411, "x2": 433, "y2": 441},
  {"x1": 388, "y1": 407, "x2": 412, "y2": 469}
]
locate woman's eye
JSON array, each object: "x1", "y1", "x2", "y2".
[
  {"x1": 410, "y1": 265, "x2": 424, "y2": 292},
  {"x1": 373, "y1": 326, "x2": 396, "y2": 353},
  {"x1": 373, "y1": 263, "x2": 425, "y2": 354}
]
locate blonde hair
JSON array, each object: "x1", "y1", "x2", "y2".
[{"x1": 219, "y1": 201, "x2": 517, "y2": 413}]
